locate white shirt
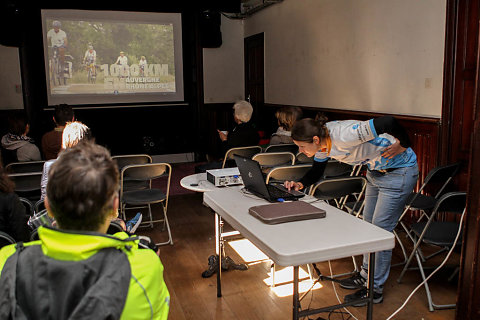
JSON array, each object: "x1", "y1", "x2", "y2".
[
  {"x1": 314, "y1": 119, "x2": 417, "y2": 170},
  {"x1": 116, "y1": 56, "x2": 128, "y2": 66},
  {"x1": 84, "y1": 50, "x2": 96, "y2": 63},
  {"x1": 47, "y1": 29, "x2": 67, "y2": 47},
  {"x1": 139, "y1": 59, "x2": 147, "y2": 67}
]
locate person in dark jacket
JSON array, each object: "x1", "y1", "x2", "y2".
[
  {"x1": 0, "y1": 166, "x2": 30, "y2": 242},
  {"x1": 217, "y1": 100, "x2": 259, "y2": 154},
  {"x1": 196, "y1": 100, "x2": 260, "y2": 173}
]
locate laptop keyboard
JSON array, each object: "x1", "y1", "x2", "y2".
[{"x1": 266, "y1": 184, "x2": 294, "y2": 199}]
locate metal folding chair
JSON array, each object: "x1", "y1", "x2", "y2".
[
  {"x1": 397, "y1": 192, "x2": 466, "y2": 311},
  {"x1": 222, "y1": 146, "x2": 263, "y2": 168},
  {"x1": 264, "y1": 143, "x2": 298, "y2": 154},
  {"x1": 120, "y1": 163, "x2": 173, "y2": 246}
]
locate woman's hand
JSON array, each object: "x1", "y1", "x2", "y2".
[
  {"x1": 217, "y1": 130, "x2": 228, "y2": 142},
  {"x1": 382, "y1": 138, "x2": 406, "y2": 159},
  {"x1": 284, "y1": 180, "x2": 304, "y2": 191}
]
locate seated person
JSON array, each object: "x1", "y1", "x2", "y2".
[
  {"x1": 196, "y1": 101, "x2": 260, "y2": 173},
  {"x1": 0, "y1": 166, "x2": 30, "y2": 242},
  {"x1": 41, "y1": 121, "x2": 92, "y2": 200},
  {"x1": 1, "y1": 112, "x2": 41, "y2": 165},
  {"x1": 269, "y1": 106, "x2": 303, "y2": 145},
  {"x1": 217, "y1": 100, "x2": 260, "y2": 153},
  {"x1": 40, "y1": 121, "x2": 140, "y2": 232},
  {"x1": 0, "y1": 141, "x2": 170, "y2": 319},
  {"x1": 41, "y1": 104, "x2": 74, "y2": 160}
]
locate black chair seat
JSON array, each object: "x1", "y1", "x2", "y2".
[
  {"x1": 411, "y1": 221, "x2": 462, "y2": 247},
  {"x1": 122, "y1": 189, "x2": 166, "y2": 205}
]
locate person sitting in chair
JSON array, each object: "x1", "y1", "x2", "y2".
[
  {"x1": 41, "y1": 104, "x2": 74, "y2": 160},
  {"x1": 0, "y1": 141, "x2": 170, "y2": 319}
]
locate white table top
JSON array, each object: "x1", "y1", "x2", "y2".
[
  {"x1": 180, "y1": 173, "x2": 216, "y2": 192},
  {"x1": 203, "y1": 187, "x2": 395, "y2": 267}
]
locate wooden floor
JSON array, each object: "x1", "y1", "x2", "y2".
[{"x1": 137, "y1": 193, "x2": 458, "y2": 320}]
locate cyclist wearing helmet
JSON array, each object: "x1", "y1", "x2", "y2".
[
  {"x1": 47, "y1": 21, "x2": 68, "y2": 49},
  {"x1": 139, "y1": 56, "x2": 147, "y2": 77},
  {"x1": 83, "y1": 45, "x2": 96, "y2": 65}
]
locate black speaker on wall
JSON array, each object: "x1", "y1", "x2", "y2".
[{"x1": 200, "y1": 11, "x2": 222, "y2": 48}]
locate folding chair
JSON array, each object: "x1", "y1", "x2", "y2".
[
  {"x1": 310, "y1": 176, "x2": 367, "y2": 277},
  {"x1": 5, "y1": 160, "x2": 45, "y2": 174},
  {"x1": 120, "y1": 163, "x2": 173, "y2": 246},
  {"x1": 34, "y1": 199, "x2": 45, "y2": 215},
  {"x1": 265, "y1": 164, "x2": 312, "y2": 185},
  {"x1": 295, "y1": 152, "x2": 314, "y2": 164},
  {"x1": 397, "y1": 192, "x2": 466, "y2": 311},
  {"x1": 0, "y1": 231, "x2": 16, "y2": 249},
  {"x1": 222, "y1": 146, "x2": 262, "y2": 168},
  {"x1": 264, "y1": 143, "x2": 298, "y2": 154},
  {"x1": 323, "y1": 159, "x2": 355, "y2": 179},
  {"x1": 8, "y1": 172, "x2": 42, "y2": 203},
  {"x1": 310, "y1": 176, "x2": 367, "y2": 217},
  {"x1": 112, "y1": 154, "x2": 153, "y2": 191},
  {"x1": 395, "y1": 162, "x2": 462, "y2": 265},
  {"x1": 252, "y1": 152, "x2": 295, "y2": 173}
]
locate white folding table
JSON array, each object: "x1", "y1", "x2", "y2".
[{"x1": 203, "y1": 187, "x2": 395, "y2": 320}]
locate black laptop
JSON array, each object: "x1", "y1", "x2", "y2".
[{"x1": 234, "y1": 155, "x2": 305, "y2": 202}]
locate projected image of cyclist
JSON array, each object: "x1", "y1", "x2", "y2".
[
  {"x1": 115, "y1": 51, "x2": 129, "y2": 78},
  {"x1": 83, "y1": 45, "x2": 97, "y2": 83},
  {"x1": 47, "y1": 21, "x2": 69, "y2": 86},
  {"x1": 139, "y1": 56, "x2": 147, "y2": 77}
]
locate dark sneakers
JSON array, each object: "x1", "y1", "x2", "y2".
[
  {"x1": 338, "y1": 272, "x2": 367, "y2": 290},
  {"x1": 344, "y1": 288, "x2": 383, "y2": 307}
]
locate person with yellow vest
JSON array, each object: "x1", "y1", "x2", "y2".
[{"x1": 0, "y1": 141, "x2": 169, "y2": 319}]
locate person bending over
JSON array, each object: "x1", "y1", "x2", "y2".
[
  {"x1": 0, "y1": 141, "x2": 170, "y2": 319},
  {"x1": 285, "y1": 115, "x2": 418, "y2": 306}
]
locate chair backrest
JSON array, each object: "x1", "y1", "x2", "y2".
[
  {"x1": 419, "y1": 162, "x2": 462, "y2": 198},
  {"x1": 5, "y1": 161, "x2": 46, "y2": 174},
  {"x1": 295, "y1": 152, "x2": 314, "y2": 164},
  {"x1": 112, "y1": 154, "x2": 152, "y2": 171},
  {"x1": 310, "y1": 176, "x2": 367, "y2": 201},
  {"x1": 222, "y1": 146, "x2": 263, "y2": 168},
  {"x1": 252, "y1": 152, "x2": 295, "y2": 169},
  {"x1": 432, "y1": 191, "x2": 467, "y2": 215},
  {"x1": 34, "y1": 199, "x2": 45, "y2": 215},
  {"x1": 264, "y1": 143, "x2": 298, "y2": 154},
  {"x1": 8, "y1": 172, "x2": 42, "y2": 202},
  {"x1": 323, "y1": 160, "x2": 355, "y2": 179},
  {"x1": 19, "y1": 197, "x2": 34, "y2": 216},
  {"x1": 265, "y1": 164, "x2": 312, "y2": 184},
  {"x1": 120, "y1": 163, "x2": 172, "y2": 207},
  {"x1": 0, "y1": 231, "x2": 16, "y2": 249}
]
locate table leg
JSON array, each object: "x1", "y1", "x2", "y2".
[
  {"x1": 366, "y1": 252, "x2": 375, "y2": 320},
  {"x1": 293, "y1": 266, "x2": 300, "y2": 320},
  {"x1": 216, "y1": 213, "x2": 222, "y2": 297}
]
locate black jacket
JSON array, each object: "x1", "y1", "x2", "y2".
[
  {"x1": 0, "y1": 192, "x2": 30, "y2": 242},
  {"x1": 222, "y1": 122, "x2": 260, "y2": 154}
]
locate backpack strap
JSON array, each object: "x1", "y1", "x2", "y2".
[{"x1": 0, "y1": 242, "x2": 27, "y2": 320}]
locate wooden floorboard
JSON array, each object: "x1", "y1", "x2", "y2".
[{"x1": 136, "y1": 193, "x2": 457, "y2": 320}]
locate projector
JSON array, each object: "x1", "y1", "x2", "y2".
[{"x1": 206, "y1": 167, "x2": 243, "y2": 187}]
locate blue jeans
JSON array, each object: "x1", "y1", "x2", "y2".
[{"x1": 359, "y1": 165, "x2": 419, "y2": 293}]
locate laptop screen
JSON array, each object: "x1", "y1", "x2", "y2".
[{"x1": 234, "y1": 155, "x2": 272, "y2": 200}]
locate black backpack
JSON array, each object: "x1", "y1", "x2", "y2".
[{"x1": 0, "y1": 242, "x2": 132, "y2": 320}]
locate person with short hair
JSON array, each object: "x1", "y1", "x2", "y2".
[
  {"x1": 1, "y1": 112, "x2": 41, "y2": 165},
  {"x1": 40, "y1": 121, "x2": 91, "y2": 200},
  {"x1": 217, "y1": 100, "x2": 259, "y2": 153},
  {"x1": 269, "y1": 106, "x2": 303, "y2": 145},
  {"x1": 0, "y1": 141, "x2": 170, "y2": 319},
  {"x1": 41, "y1": 104, "x2": 75, "y2": 160}
]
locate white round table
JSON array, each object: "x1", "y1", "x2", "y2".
[{"x1": 180, "y1": 173, "x2": 217, "y2": 192}]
